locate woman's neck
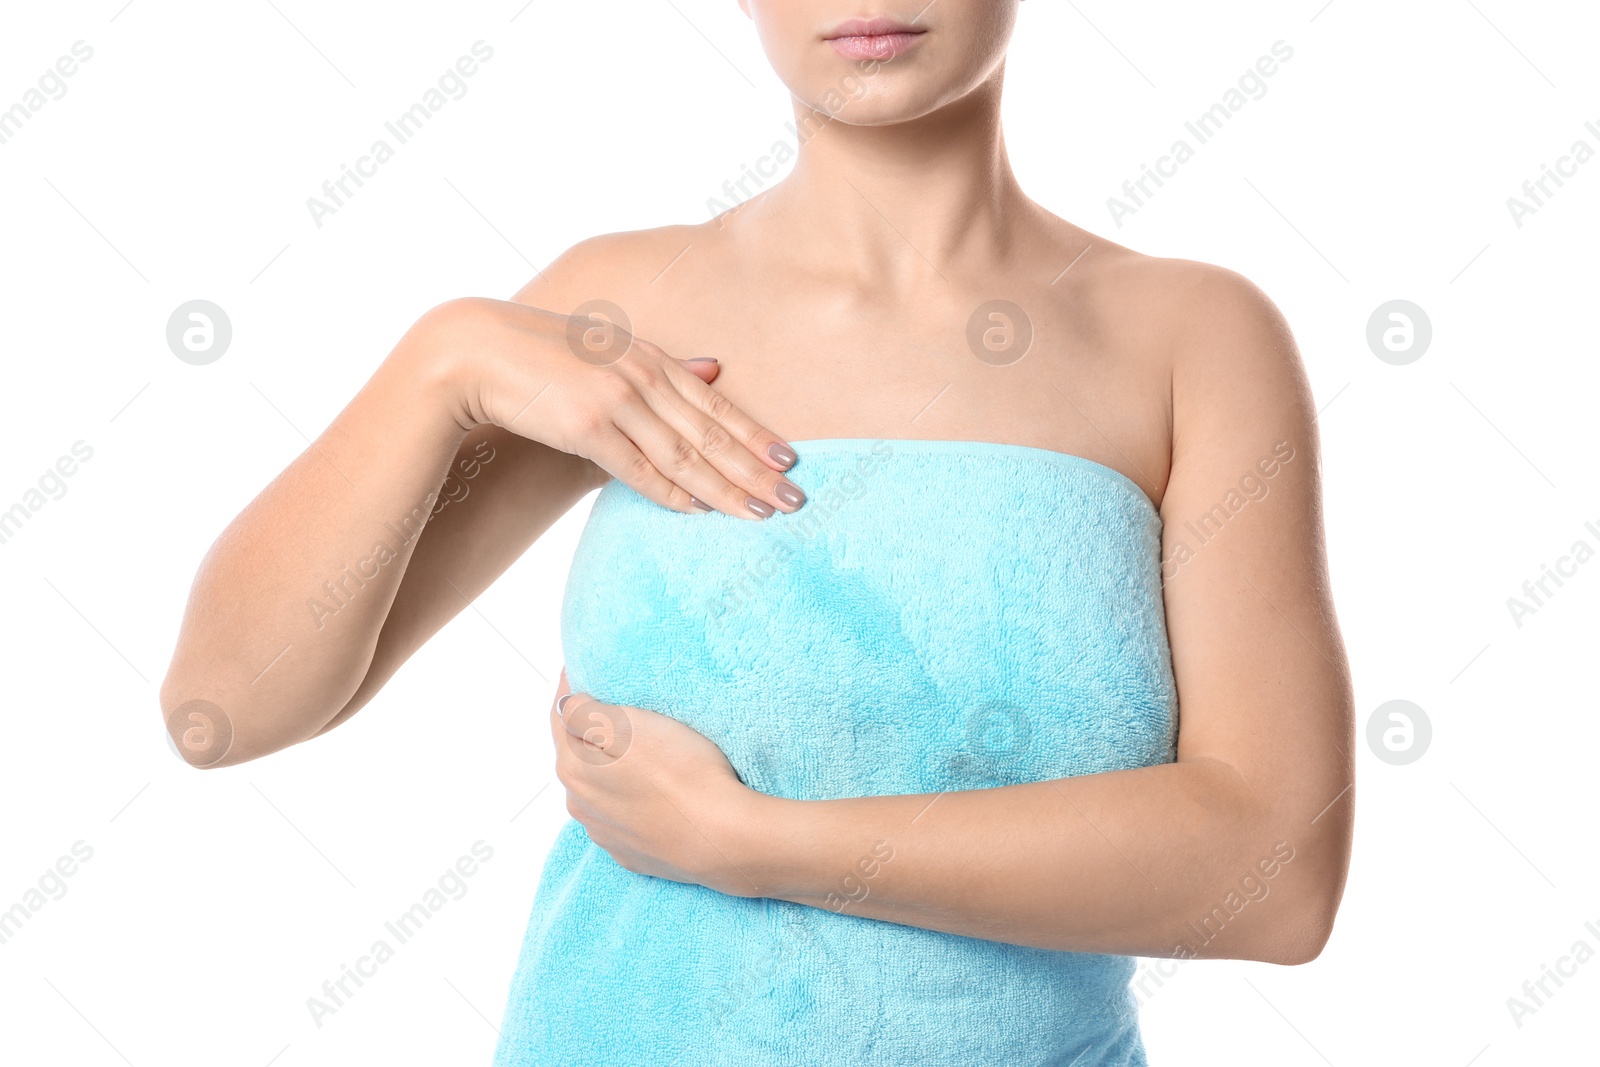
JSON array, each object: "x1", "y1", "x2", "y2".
[{"x1": 742, "y1": 74, "x2": 1034, "y2": 289}]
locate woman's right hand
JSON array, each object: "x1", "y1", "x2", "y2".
[
  {"x1": 161, "y1": 287, "x2": 806, "y2": 766},
  {"x1": 419, "y1": 296, "x2": 805, "y2": 520}
]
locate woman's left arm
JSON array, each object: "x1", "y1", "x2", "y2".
[{"x1": 555, "y1": 265, "x2": 1355, "y2": 965}]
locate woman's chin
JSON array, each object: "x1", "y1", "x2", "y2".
[{"x1": 800, "y1": 88, "x2": 950, "y2": 128}]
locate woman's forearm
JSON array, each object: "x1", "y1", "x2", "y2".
[
  {"x1": 729, "y1": 756, "x2": 1348, "y2": 965},
  {"x1": 160, "y1": 306, "x2": 474, "y2": 764},
  {"x1": 164, "y1": 286, "x2": 806, "y2": 769}
]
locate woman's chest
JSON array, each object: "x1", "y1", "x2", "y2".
[
  {"x1": 561, "y1": 443, "x2": 1179, "y2": 800},
  {"x1": 627, "y1": 286, "x2": 1173, "y2": 509}
]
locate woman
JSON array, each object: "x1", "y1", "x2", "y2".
[{"x1": 162, "y1": 2, "x2": 1355, "y2": 1063}]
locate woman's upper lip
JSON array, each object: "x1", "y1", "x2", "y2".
[{"x1": 822, "y1": 16, "x2": 926, "y2": 39}]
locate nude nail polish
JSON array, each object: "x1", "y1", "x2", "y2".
[
  {"x1": 775, "y1": 481, "x2": 805, "y2": 507},
  {"x1": 690, "y1": 497, "x2": 713, "y2": 511},
  {"x1": 745, "y1": 496, "x2": 775, "y2": 518},
  {"x1": 769, "y1": 442, "x2": 797, "y2": 469}
]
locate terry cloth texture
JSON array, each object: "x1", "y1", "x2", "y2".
[{"x1": 494, "y1": 438, "x2": 1179, "y2": 1067}]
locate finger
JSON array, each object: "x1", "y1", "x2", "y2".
[
  {"x1": 677, "y1": 357, "x2": 720, "y2": 383},
  {"x1": 550, "y1": 702, "x2": 566, "y2": 755},
  {"x1": 661, "y1": 357, "x2": 796, "y2": 476},
  {"x1": 617, "y1": 342, "x2": 800, "y2": 508},
  {"x1": 551, "y1": 700, "x2": 617, "y2": 772},
  {"x1": 584, "y1": 428, "x2": 722, "y2": 517},
  {"x1": 547, "y1": 669, "x2": 570, "y2": 744},
  {"x1": 613, "y1": 343, "x2": 803, "y2": 517},
  {"x1": 610, "y1": 410, "x2": 771, "y2": 520},
  {"x1": 559, "y1": 694, "x2": 634, "y2": 761},
  {"x1": 651, "y1": 361, "x2": 805, "y2": 511},
  {"x1": 555, "y1": 690, "x2": 586, "y2": 727},
  {"x1": 612, "y1": 402, "x2": 803, "y2": 521}
]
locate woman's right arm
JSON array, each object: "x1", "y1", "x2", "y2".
[{"x1": 160, "y1": 247, "x2": 802, "y2": 768}]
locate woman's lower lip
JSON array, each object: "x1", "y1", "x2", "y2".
[{"x1": 826, "y1": 31, "x2": 926, "y2": 61}]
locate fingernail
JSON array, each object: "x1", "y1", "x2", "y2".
[
  {"x1": 745, "y1": 496, "x2": 775, "y2": 518},
  {"x1": 686, "y1": 357, "x2": 718, "y2": 363},
  {"x1": 690, "y1": 496, "x2": 713, "y2": 511},
  {"x1": 557, "y1": 693, "x2": 575, "y2": 717},
  {"x1": 775, "y1": 481, "x2": 805, "y2": 508},
  {"x1": 768, "y1": 442, "x2": 796, "y2": 469}
]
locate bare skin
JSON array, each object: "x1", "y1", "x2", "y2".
[
  {"x1": 163, "y1": 0, "x2": 1354, "y2": 968},
  {"x1": 548, "y1": 211, "x2": 1353, "y2": 966}
]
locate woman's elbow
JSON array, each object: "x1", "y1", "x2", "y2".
[
  {"x1": 1249, "y1": 792, "x2": 1352, "y2": 965},
  {"x1": 1253, "y1": 862, "x2": 1348, "y2": 966},
  {"x1": 1255, "y1": 899, "x2": 1338, "y2": 966},
  {"x1": 158, "y1": 679, "x2": 332, "y2": 770}
]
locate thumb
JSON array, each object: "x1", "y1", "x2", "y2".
[{"x1": 680, "y1": 356, "x2": 720, "y2": 383}]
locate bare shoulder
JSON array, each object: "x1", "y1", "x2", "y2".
[
  {"x1": 509, "y1": 222, "x2": 714, "y2": 314},
  {"x1": 1073, "y1": 236, "x2": 1295, "y2": 359},
  {"x1": 1025, "y1": 214, "x2": 1298, "y2": 379},
  {"x1": 1150, "y1": 255, "x2": 1298, "y2": 366},
  {"x1": 1090, "y1": 245, "x2": 1312, "y2": 440}
]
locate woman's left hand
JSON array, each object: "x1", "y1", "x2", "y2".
[{"x1": 549, "y1": 669, "x2": 765, "y2": 897}]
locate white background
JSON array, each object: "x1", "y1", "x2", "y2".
[{"x1": 1, "y1": 1, "x2": 1596, "y2": 1064}]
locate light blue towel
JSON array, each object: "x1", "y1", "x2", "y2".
[{"x1": 494, "y1": 438, "x2": 1178, "y2": 1066}]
